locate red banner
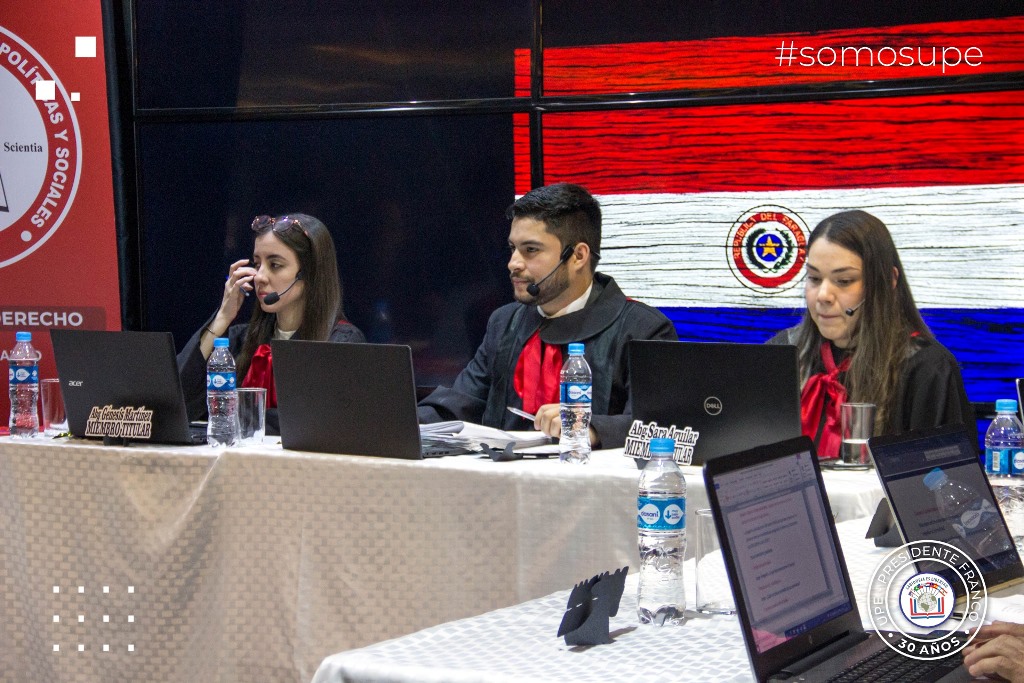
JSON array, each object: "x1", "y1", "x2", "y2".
[{"x1": 0, "y1": 2, "x2": 120, "y2": 425}]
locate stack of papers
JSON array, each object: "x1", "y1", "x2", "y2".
[{"x1": 419, "y1": 421, "x2": 556, "y2": 452}]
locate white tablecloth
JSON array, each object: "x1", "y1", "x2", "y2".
[
  {"x1": 0, "y1": 438, "x2": 882, "y2": 682},
  {"x1": 312, "y1": 518, "x2": 895, "y2": 683}
]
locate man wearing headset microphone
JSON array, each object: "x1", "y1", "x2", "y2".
[{"x1": 418, "y1": 183, "x2": 677, "y2": 450}]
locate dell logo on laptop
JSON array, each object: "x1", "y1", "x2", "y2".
[{"x1": 704, "y1": 397, "x2": 723, "y2": 415}]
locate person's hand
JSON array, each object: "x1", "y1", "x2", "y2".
[
  {"x1": 963, "y1": 621, "x2": 1024, "y2": 681},
  {"x1": 534, "y1": 403, "x2": 599, "y2": 446},
  {"x1": 534, "y1": 403, "x2": 562, "y2": 439},
  {"x1": 218, "y1": 258, "x2": 256, "y2": 322}
]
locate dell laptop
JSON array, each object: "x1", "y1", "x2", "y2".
[
  {"x1": 271, "y1": 340, "x2": 472, "y2": 459},
  {"x1": 629, "y1": 340, "x2": 800, "y2": 464},
  {"x1": 51, "y1": 329, "x2": 205, "y2": 445}
]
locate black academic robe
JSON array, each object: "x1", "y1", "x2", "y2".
[
  {"x1": 177, "y1": 319, "x2": 365, "y2": 435},
  {"x1": 767, "y1": 326, "x2": 973, "y2": 441},
  {"x1": 417, "y1": 273, "x2": 678, "y2": 449}
]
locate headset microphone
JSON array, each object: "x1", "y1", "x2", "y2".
[
  {"x1": 263, "y1": 271, "x2": 302, "y2": 306},
  {"x1": 525, "y1": 246, "x2": 575, "y2": 297},
  {"x1": 844, "y1": 300, "x2": 865, "y2": 316}
]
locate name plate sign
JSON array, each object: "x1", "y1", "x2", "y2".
[{"x1": 84, "y1": 405, "x2": 154, "y2": 440}]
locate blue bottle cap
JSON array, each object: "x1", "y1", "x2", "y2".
[
  {"x1": 15, "y1": 331, "x2": 31, "y2": 342},
  {"x1": 996, "y1": 399, "x2": 1019, "y2": 413},
  {"x1": 649, "y1": 437, "x2": 675, "y2": 457},
  {"x1": 922, "y1": 467, "x2": 947, "y2": 491},
  {"x1": 567, "y1": 342, "x2": 584, "y2": 356},
  {"x1": 213, "y1": 337, "x2": 230, "y2": 348}
]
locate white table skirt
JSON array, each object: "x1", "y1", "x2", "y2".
[
  {"x1": 312, "y1": 518, "x2": 893, "y2": 683},
  {"x1": 0, "y1": 438, "x2": 882, "y2": 682}
]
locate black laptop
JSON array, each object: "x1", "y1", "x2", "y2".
[
  {"x1": 51, "y1": 330, "x2": 205, "y2": 445},
  {"x1": 628, "y1": 340, "x2": 800, "y2": 464},
  {"x1": 868, "y1": 424, "x2": 1024, "y2": 597},
  {"x1": 704, "y1": 436, "x2": 967, "y2": 682},
  {"x1": 271, "y1": 340, "x2": 472, "y2": 459}
]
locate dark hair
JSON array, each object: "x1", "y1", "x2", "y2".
[
  {"x1": 236, "y1": 213, "x2": 345, "y2": 378},
  {"x1": 794, "y1": 210, "x2": 933, "y2": 433},
  {"x1": 506, "y1": 183, "x2": 602, "y2": 273}
]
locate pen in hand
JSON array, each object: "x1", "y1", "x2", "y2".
[{"x1": 507, "y1": 406, "x2": 536, "y2": 421}]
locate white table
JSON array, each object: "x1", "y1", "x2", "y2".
[
  {"x1": 312, "y1": 518, "x2": 897, "y2": 683},
  {"x1": 0, "y1": 438, "x2": 882, "y2": 682}
]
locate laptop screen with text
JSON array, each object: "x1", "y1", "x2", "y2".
[{"x1": 713, "y1": 448, "x2": 853, "y2": 654}]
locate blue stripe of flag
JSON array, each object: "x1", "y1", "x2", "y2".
[{"x1": 659, "y1": 307, "x2": 1024, "y2": 405}]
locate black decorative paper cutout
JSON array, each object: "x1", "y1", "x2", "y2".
[{"x1": 557, "y1": 566, "x2": 628, "y2": 646}]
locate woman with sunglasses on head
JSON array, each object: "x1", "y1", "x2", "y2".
[
  {"x1": 767, "y1": 209, "x2": 971, "y2": 459},
  {"x1": 177, "y1": 214, "x2": 365, "y2": 434}
]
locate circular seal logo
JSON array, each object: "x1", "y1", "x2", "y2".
[
  {"x1": 726, "y1": 205, "x2": 808, "y2": 294},
  {"x1": 867, "y1": 540, "x2": 986, "y2": 661},
  {"x1": 0, "y1": 27, "x2": 81, "y2": 268},
  {"x1": 703, "y1": 396, "x2": 723, "y2": 416}
]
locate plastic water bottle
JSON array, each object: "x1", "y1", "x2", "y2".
[
  {"x1": 637, "y1": 437, "x2": 686, "y2": 624},
  {"x1": 7, "y1": 331, "x2": 40, "y2": 438},
  {"x1": 985, "y1": 400, "x2": 1024, "y2": 552},
  {"x1": 559, "y1": 342, "x2": 592, "y2": 464},
  {"x1": 206, "y1": 337, "x2": 239, "y2": 447},
  {"x1": 985, "y1": 399, "x2": 1024, "y2": 478},
  {"x1": 924, "y1": 467, "x2": 1011, "y2": 559}
]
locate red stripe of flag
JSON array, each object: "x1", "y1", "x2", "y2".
[
  {"x1": 515, "y1": 16, "x2": 1024, "y2": 96},
  {"x1": 516, "y1": 91, "x2": 1024, "y2": 195}
]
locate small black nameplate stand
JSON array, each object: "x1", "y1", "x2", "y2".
[{"x1": 557, "y1": 566, "x2": 628, "y2": 646}]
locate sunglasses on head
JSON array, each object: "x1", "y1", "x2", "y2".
[{"x1": 250, "y1": 215, "x2": 309, "y2": 238}]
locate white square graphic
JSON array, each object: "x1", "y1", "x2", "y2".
[
  {"x1": 53, "y1": 644, "x2": 59, "y2": 652},
  {"x1": 53, "y1": 615, "x2": 59, "y2": 623},
  {"x1": 71, "y1": 92, "x2": 80, "y2": 101},
  {"x1": 78, "y1": 586, "x2": 85, "y2": 594},
  {"x1": 103, "y1": 615, "x2": 109, "y2": 623},
  {"x1": 103, "y1": 644, "x2": 109, "y2": 652},
  {"x1": 53, "y1": 586, "x2": 60, "y2": 594},
  {"x1": 75, "y1": 36, "x2": 96, "y2": 58},
  {"x1": 78, "y1": 644, "x2": 84, "y2": 652},
  {"x1": 128, "y1": 644, "x2": 134, "y2": 652},
  {"x1": 103, "y1": 586, "x2": 109, "y2": 594},
  {"x1": 127, "y1": 615, "x2": 134, "y2": 623},
  {"x1": 35, "y1": 80, "x2": 55, "y2": 101},
  {"x1": 128, "y1": 586, "x2": 134, "y2": 594},
  {"x1": 78, "y1": 615, "x2": 84, "y2": 623}
]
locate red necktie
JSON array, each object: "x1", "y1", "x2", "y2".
[
  {"x1": 513, "y1": 330, "x2": 564, "y2": 414},
  {"x1": 800, "y1": 342, "x2": 851, "y2": 459},
  {"x1": 241, "y1": 343, "x2": 277, "y2": 409}
]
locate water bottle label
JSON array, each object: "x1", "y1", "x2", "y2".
[
  {"x1": 637, "y1": 496, "x2": 685, "y2": 531},
  {"x1": 8, "y1": 364, "x2": 38, "y2": 384},
  {"x1": 1013, "y1": 450, "x2": 1024, "y2": 476},
  {"x1": 987, "y1": 448, "x2": 1010, "y2": 476},
  {"x1": 207, "y1": 371, "x2": 236, "y2": 392},
  {"x1": 560, "y1": 382, "x2": 592, "y2": 404}
]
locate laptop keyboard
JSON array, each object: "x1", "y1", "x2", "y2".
[{"x1": 826, "y1": 645, "x2": 962, "y2": 683}]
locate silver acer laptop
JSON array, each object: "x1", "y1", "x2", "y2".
[{"x1": 629, "y1": 340, "x2": 800, "y2": 464}]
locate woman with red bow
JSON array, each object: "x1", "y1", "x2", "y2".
[
  {"x1": 768, "y1": 210, "x2": 971, "y2": 459},
  {"x1": 177, "y1": 214, "x2": 365, "y2": 434}
]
